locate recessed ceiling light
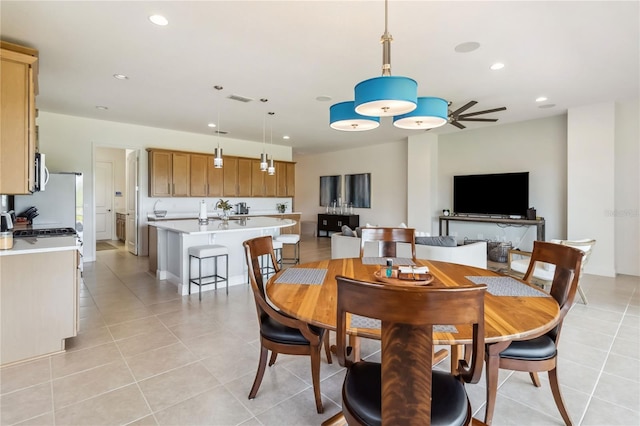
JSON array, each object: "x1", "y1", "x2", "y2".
[
  {"x1": 283, "y1": 135, "x2": 290, "y2": 140},
  {"x1": 113, "y1": 74, "x2": 128, "y2": 80},
  {"x1": 538, "y1": 104, "x2": 556, "y2": 109},
  {"x1": 454, "y1": 42, "x2": 480, "y2": 53},
  {"x1": 490, "y1": 62, "x2": 505, "y2": 70},
  {"x1": 316, "y1": 96, "x2": 332, "y2": 102},
  {"x1": 95, "y1": 106, "x2": 108, "y2": 110},
  {"x1": 149, "y1": 15, "x2": 168, "y2": 26},
  {"x1": 207, "y1": 123, "x2": 216, "y2": 128},
  {"x1": 535, "y1": 96, "x2": 548, "y2": 102}
]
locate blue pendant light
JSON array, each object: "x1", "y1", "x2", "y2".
[
  {"x1": 330, "y1": 101, "x2": 380, "y2": 131},
  {"x1": 393, "y1": 97, "x2": 448, "y2": 129}
]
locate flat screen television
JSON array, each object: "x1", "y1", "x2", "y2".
[{"x1": 453, "y1": 172, "x2": 529, "y2": 217}]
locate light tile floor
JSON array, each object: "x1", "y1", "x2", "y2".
[{"x1": 1, "y1": 237, "x2": 638, "y2": 425}]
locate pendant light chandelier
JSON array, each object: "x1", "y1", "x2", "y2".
[
  {"x1": 268, "y1": 112, "x2": 275, "y2": 175},
  {"x1": 329, "y1": 0, "x2": 448, "y2": 132},
  {"x1": 213, "y1": 85, "x2": 223, "y2": 168}
]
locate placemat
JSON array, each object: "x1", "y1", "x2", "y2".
[
  {"x1": 361, "y1": 257, "x2": 416, "y2": 266},
  {"x1": 350, "y1": 315, "x2": 458, "y2": 333},
  {"x1": 274, "y1": 268, "x2": 327, "y2": 285},
  {"x1": 465, "y1": 276, "x2": 551, "y2": 297}
]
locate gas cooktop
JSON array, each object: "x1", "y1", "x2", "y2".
[{"x1": 13, "y1": 227, "x2": 77, "y2": 238}]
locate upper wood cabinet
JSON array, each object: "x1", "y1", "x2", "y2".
[
  {"x1": 223, "y1": 157, "x2": 252, "y2": 197},
  {"x1": 148, "y1": 148, "x2": 294, "y2": 198},
  {"x1": 251, "y1": 159, "x2": 277, "y2": 197},
  {"x1": 0, "y1": 42, "x2": 38, "y2": 194},
  {"x1": 276, "y1": 161, "x2": 296, "y2": 197},
  {"x1": 148, "y1": 149, "x2": 190, "y2": 197}
]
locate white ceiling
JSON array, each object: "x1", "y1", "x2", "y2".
[{"x1": 1, "y1": 1, "x2": 638, "y2": 155}]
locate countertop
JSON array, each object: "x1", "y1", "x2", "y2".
[
  {"x1": 147, "y1": 211, "x2": 301, "y2": 221},
  {"x1": 0, "y1": 236, "x2": 80, "y2": 257},
  {"x1": 150, "y1": 216, "x2": 296, "y2": 235}
]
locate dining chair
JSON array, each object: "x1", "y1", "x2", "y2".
[
  {"x1": 327, "y1": 275, "x2": 486, "y2": 426},
  {"x1": 508, "y1": 238, "x2": 595, "y2": 304},
  {"x1": 484, "y1": 241, "x2": 584, "y2": 425},
  {"x1": 243, "y1": 236, "x2": 332, "y2": 414},
  {"x1": 359, "y1": 227, "x2": 416, "y2": 259}
]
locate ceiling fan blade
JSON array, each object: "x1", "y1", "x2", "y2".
[
  {"x1": 457, "y1": 118, "x2": 499, "y2": 122},
  {"x1": 458, "y1": 106, "x2": 507, "y2": 118},
  {"x1": 450, "y1": 120, "x2": 466, "y2": 129},
  {"x1": 449, "y1": 101, "x2": 478, "y2": 117}
]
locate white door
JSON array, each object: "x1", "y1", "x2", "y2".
[
  {"x1": 95, "y1": 161, "x2": 113, "y2": 241},
  {"x1": 126, "y1": 151, "x2": 139, "y2": 255}
]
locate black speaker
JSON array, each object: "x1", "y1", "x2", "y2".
[{"x1": 526, "y1": 208, "x2": 536, "y2": 220}]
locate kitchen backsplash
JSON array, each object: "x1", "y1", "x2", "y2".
[{"x1": 145, "y1": 197, "x2": 294, "y2": 216}]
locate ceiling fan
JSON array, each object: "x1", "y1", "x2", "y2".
[{"x1": 447, "y1": 101, "x2": 507, "y2": 129}]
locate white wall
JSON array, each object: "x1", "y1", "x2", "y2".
[
  {"x1": 615, "y1": 100, "x2": 639, "y2": 276},
  {"x1": 407, "y1": 133, "x2": 439, "y2": 233},
  {"x1": 294, "y1": 141, "x2": 408, "y2": 230},
  {"x1": 37, "y1": 112, "x2": 292, "y2": 261},
  {"x1": 438, "y1": 115, "x2": 568, "y2": 250}
]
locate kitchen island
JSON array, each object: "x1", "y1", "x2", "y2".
[
  {"x1": 149, "y1": 216, "x2": 295, "y2": 295},
  {"x1": 0, "y1": 236, "x2": 81, "y2": 366}
]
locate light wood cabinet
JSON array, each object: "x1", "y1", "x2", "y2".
[
  {"x1": 223, "y1": 157, "x2": 252, "y2": 197},
  {"x1": 148, "y1": 149, "x2": 190, "y2": 197},
  {"x1": 207, "y1": 156, "x2": 224, "y2": 197},
  {"x1": 276, "y1": 161, "x2": 296, "y2": 197},
  {"x1": 0, "y1": 42, "x2": 38, "y2": 194},
  {"x1": 190, "y1": 154, "x2": 209, "y2": 197},
  {"x1": 1, "y1": 249, "x2": 79, "y2": 366},
  {"x1": 251, "y1": 159, "x2": 277, "y2": 197}
]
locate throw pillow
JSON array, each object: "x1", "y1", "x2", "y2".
[
  {"x1": 341, "y1": 225, "x2": 357, "y2": 237},
  {"x1": 398, "y1": 222, "x2": 408, "y2": 228},
  {"x1": 355, "y1": 227, "x2": 362, "y2": 238},
  {"x1": 415, "y1": 236, "x2": 457, "y2": 247}
]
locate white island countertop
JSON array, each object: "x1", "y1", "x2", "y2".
[
  {"x1": 150, "y1": 216, "x2": 296, "y2": 235},
  {"x1": 147, "y1": 211, "x2": 301, "y2": 221},
  {"x1": 0, "y1": 236, "x2": 80, "y2": 257}
]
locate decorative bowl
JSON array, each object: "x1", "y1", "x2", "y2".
[{"x1": 154, "y1": 210, "x2": 167, "y2": 218}]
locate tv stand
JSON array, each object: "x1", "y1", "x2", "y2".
[{"x1": 439, "y1": 215, "x2": 545, "y2": 241}]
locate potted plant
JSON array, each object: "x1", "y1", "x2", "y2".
[
  {"x1": 216, "y1": 199, "x2": 233, "y2": 220},
  {"x1": 276, "y1": 202, "x2": 288, "y2": 214}
]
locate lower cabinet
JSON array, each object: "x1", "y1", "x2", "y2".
[{"x1": 1, "y1": 249, "x2": 79, "y2": 366}]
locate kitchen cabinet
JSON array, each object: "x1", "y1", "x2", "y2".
[
  {"x1": 1, "y1": 248, "x2": 79, "y2": 366},
  {"x1": 251, "y1": 159, "x2": 277, "y2": 197},
  {"x1": 276, "y1": 161, "x2": 296, "y2": 197},
  {"x1": 0, "y1": 42, "x2": 38, "y2": 194},
  {"x1": 116, "y1": 213, "x2": 126, "y2": 241},
  {"x1": 206, "y1": 156, "x2": 224, "y2": 197},
  {"x1": 190, "y1": 154, "x2": 209, "y2": 197},
  {"x1": 223, "y1": 156, "x2": 252, "y2": 197},
  {"x1": 148, "y1": 149, "x2": 190, "y2": 197}
]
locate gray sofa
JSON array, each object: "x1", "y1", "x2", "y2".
[{"x1": 330, "y1": 233, "x2": 488, "y2": 269}]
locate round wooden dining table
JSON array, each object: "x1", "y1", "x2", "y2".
[{"x1": 266, "y1": 258, "x2": 560, "y2": 345}]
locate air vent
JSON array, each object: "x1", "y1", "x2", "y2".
[
  {"x1": 214, "y1": 130, "x2": 229, "y2": 135},
  {"x1": 227, "y1": 94, "x2": 254, "y2": 103}
]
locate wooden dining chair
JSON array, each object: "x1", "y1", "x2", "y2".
[
  {"x1": 484, "y1": 241, "x2": 584, "y2": 425},
  {"x1": 359, "y1": 227, "x2": 416, "y2": 259},
  {"x1": 243, "y1": 236, "x2": 332, "y2": 414},
  {"x1": 331, "y1": 275, "x2": 486, "y2": 425}
]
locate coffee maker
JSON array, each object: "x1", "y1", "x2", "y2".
[{"x1": 235, "y1": 202, "x2": 249, "y2": 215}]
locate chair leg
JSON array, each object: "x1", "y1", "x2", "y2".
[
  {"x1": 310, "y1": 347, "x2": 324, "y2": 414},
  {"x1": 268, "y1": 351, "x2": 278, "y2": 366},
  {"x1": 484, "y1": 349, "x2": 501, "y2": 425},
  {"x1": 321, "y1": 412, "x2": 347, "y2": 426},
  {"x1": 529, "y1": 372, "x2": 541, "y2": 387},
  {"x1": 549, "y1": 368, "x2": 573, "y2": 426},
  {"x1": 249, "y1": 345, "x2": 269, "y2": 399},
  {"x1": 324, "y1": 331, "x2": 333, "y2": 364},
  {"x1": 577, "y1": 285, "x2": 588, "y2": 305}
]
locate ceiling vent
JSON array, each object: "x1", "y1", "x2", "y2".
[
  {"x1": 214, "y1": 130, "x2": 229, "y2": 135},
  {"x1": 227, "y1": 94, "x2": 254, "y2": 103}
]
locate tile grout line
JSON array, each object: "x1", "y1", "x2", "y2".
[{"x1": 577, "y1": 286, "x2": 635, "y2": 425}]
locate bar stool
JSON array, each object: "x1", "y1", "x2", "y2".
[
  {"x1": 188, "y1": 244, "x2": 229, "y2": 300},
  {"x1": 274, "y1": 234, "x2": 300, "y2": 265}
]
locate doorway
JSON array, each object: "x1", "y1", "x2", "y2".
[{"x1": 95, "y1": 147, "x2": 140, "y2": 255}]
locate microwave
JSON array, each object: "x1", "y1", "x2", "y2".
[{"x1": 34, "y1": 152, "x2": 49, "y2": 192}]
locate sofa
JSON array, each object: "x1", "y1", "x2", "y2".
[{"x1": 331, "y1": 233, "x2": 488, "y2": 269}]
